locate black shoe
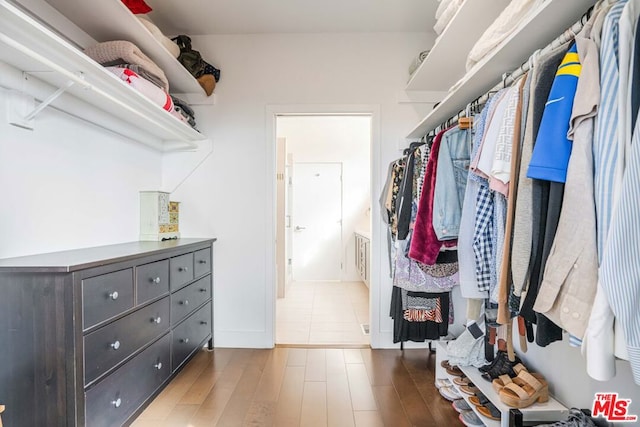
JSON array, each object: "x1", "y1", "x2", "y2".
[
  {"x1": 479, "y1": 350, "x2": 505, "y2": 373},
  {"x1": 481, "y1": 353, "x2": 521, "y2": 381},
  {"x1": 534, "y1": 409, "x2": 597, "y2": 427}
]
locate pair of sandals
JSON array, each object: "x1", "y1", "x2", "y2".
[
  {"x1": 492, "y1": 365, "x2": 549, "y2": 408},
  {"x1": 441, "y1": 372, "x2": 501, "y2": 421},
  {"x1": 441, "y1": 360, "x2": 464, "y2": 377},
  {"x1": 468, "y1": 390, "x2": 501, "y2": 420}
]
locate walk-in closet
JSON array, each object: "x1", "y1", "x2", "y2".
[{"x1": 0, "y1": 0, "x2": 638, "y2": 426}]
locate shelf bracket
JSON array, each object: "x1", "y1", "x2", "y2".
[
  {"x1": 5, "y1": 75, "x2": 77, "y2": 130},
  {"x1": 24, "y1": 78, "x2": 76, "y2": 121}
]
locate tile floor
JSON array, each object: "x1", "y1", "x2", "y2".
[{"x1": 276, "y1": 281, "x2": 370, "y2": 346}]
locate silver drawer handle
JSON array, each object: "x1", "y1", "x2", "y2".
[
  {"x1": 200, "y1": 321, "x2": 208, "y2": 325},
  {"x1": 154, "y1": 362, "x2": 163, "y2": 370},
  {"x1": 199, "y1": 288, "x2": 207, "y2": 293},
  {"x1": 180, "y1": 300, "x2": 189, "y2": 306},
  {"x1": 180, "y1": 338, "x2": 189, "y2": 344},
  {"x1": 109, "y1": 291, "x2": 119, "y2": 300},
  {"x1": 111, "y1": 340, "x2": 121, "y2": 350},
  {"x1": 198, "y1": 260, "x2": 207, "y2": 264},
  {"x1": 112, "y1": 398, "x2": 122, "y2": 408},
  {"x1": 152, "y1": 277, "x2": 161, "y2": 284},
  {"x1": 152, "y1": 317, "x2": 162, "y2": 324},
  {"x1": 178, "y1": 266, "x2": 188, "y2": 272}
]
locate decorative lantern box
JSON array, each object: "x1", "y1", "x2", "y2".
[{"x1": 139, "y1": 191, "x2": 180, "y2": 241}]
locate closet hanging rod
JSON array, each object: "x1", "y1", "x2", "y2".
[{"x1": 428, "y1": 4, "x2": 594, "y2": 137}]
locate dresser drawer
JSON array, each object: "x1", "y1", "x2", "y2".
[
  {"x1": 169, "y1": 253, "x2": 194, "y2": 291},
  {"x1": 85, "y1": 333, "x2": 171, "y2": 427},
  {"x1": 84, "y1": 297, "x2": 170, "y2": 385},
  {"x1": 172, "y1": 301, "x2": 212, "y2": 371},
  {"x1": 82, "y1": 268, "x2": 134, "y2": 330},
  {"x1": 136, "y1": 259, "x2": 170, "y2": 305},
  {"x1": 171, "y1": 275, "x2": 211, "y2": 326},
  {"x1": 193, "y1": 247, "x2": 212, "y2": 278}
]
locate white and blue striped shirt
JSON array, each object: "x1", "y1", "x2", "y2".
[{"x1": 599, "y1": 0, "x2": 640, "y2": 385}]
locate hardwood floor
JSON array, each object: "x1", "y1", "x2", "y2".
[{"x1": 132, "y1": 347, "x2": 461, "y2": 427}]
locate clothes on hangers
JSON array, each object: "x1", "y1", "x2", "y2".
[
  {"x1": 382, "y1": 136, "x2": 456, "y2": 346},
  {"x1": 584, "y1": 0, "x2": 627, "y2": 384},
  {"x1": 533, "y1": 8, "x2": 602, "y2": 345},
  {"x1": 599, "y1": 0, "x2": 640, "y2": 385},
  {"x1": 383, "y1": 2, "x2": 640, "y2": 382},
  {"x1": 432, "y1": 126, "x2": 472, "y2": 240}
]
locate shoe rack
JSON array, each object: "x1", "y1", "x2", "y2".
[{"x1": 435, "y1": 341, "x2": 569, "y2": 427}]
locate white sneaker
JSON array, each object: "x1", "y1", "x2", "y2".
[
  {"x1": 435, "y1": 378, "x2": 452, "y2": 389},
  {"x1": 439, "y1": 386, "x2": 462, "y2": 401}
]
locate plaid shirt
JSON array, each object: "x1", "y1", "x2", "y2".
[{"x1": 473, "y1": 184, "x2": 494, "y2": 292}]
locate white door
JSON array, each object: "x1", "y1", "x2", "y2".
[
  {"x1": 292, "y1": 162, "x2": 342, "y2": 281},
  {"x1": 285, "y1": 154, "x2": 294, "y2": 287}
]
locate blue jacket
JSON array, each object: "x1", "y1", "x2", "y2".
[{"x1": 527, "y1": 43, "x2": 581, "y2": 183}]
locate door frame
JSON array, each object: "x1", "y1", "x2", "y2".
[{"x1": 265, "y1": 104, "x2": 381, "y2": 348}]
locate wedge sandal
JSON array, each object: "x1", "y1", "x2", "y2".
[
  {"x1": 498, "y1": 370, "x2": 549, "y2": 408},
  {"x1": 492, "y1": 370, "x2": 545, "y2": 393},
  {"x1": 492, "y1": 374, "x2": 514, "y2": 394}
]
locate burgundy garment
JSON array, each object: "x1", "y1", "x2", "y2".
[
  {"x1": 409, "y1": 129, "x2": 457, "y2": 265},
  {"x1": 121, "y1": 0, "x2": 152, "y2": 14}
]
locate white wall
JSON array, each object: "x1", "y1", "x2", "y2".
[
  {"x1": 163, "y1": 32, "x2": 435, "y2": 348},
  {"x1": 0, "y1": 94, "x2": 163, "y2": 258},
  {"x1": 515, "y1": 335, "x2": 640, "y2": 423},
  {"x1": 277, "y1": 115, "x2": 371, "y2": 283}
]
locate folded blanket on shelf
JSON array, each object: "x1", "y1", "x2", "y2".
[
  {"x1": 435, "y1": 0, "x2": 454, "y2": 20},
  {"x1": 101, "y1": 62, "x2": 165, "y2": 89},
  {"x1": 434, "y1": 0, "x2": 463, "y2": 35},
  {"x1": 85, "y1": 40, "x2": 169, "y2": 92},
  {"x1": 466, "y1": 0, "x2": 544, "y2": 71},
  {"x1": 105, "y1": 65, "x2": 175, "y2": 114}
]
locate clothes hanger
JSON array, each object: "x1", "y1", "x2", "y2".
[
  {"x1": 529, "y1": 49, "x2": 541, "y2": 70},
  {"x1": 501, "y1": 72, "x2": 510, "y2": 89},
  {"x1": 459, "y1": 103, "x2": 473, "y2": 129}
]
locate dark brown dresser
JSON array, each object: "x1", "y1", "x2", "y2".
[{"x1": 0, "y1": 238, "x2": 216, "y2": 427}]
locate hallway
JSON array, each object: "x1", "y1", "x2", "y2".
[{"x1": 276, "y1": 281, "x2": 369, "y2": 346}]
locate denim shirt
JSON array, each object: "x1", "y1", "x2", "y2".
[{"x1": 432, "y1": 126, "x2": 472, "y2": 240}]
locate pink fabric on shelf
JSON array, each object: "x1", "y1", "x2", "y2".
[
  {"x1": 409, "y1": 128, "x2": 457, "y2": 265},
  {"x1": 106, "y1": 67, "x2": 176, "y2": 115}
]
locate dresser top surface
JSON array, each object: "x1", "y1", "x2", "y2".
[{"x1": 0, "y1": 238, "x2": 216, "y2": 273}]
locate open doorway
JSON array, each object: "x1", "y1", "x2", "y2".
[{"x1": 275, "y1": 115, "x2": 371, "y2": 346}]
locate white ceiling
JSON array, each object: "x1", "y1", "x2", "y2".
[{"x1": 147, "y1": 0, "x2": 438, "y2": 35}]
